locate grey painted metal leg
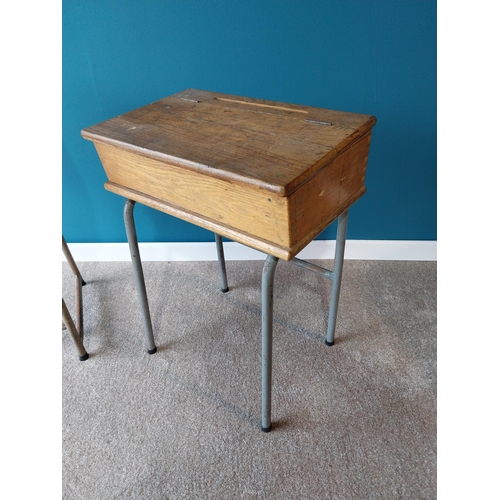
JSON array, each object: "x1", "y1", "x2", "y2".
[
  {"x1": 62, "y1": 299, "x2": 89, "y2": 361},
  {"x1": 214, "y1": 233, "x2": 229, "y2": 293},
  {"x1": 325, "y1": 210, "x2": 349, "y2": 346},
  {"x1": 124, "y1": 200, "x2": 157, "y2": 354},
  {"x1": 261, "y1": 254, "x2": 279, "y2": 432}
]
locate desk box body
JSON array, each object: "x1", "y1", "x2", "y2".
[{"x1": 82, "y1": 90, "x2": 376, "y2": 260}]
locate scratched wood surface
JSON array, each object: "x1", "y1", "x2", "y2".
[
  {"x1": 82, "y1": 89, "x2": 376, "y2": 259},
  {"x1": 82, "y1": 89, "x2": 376, "y2": 197}
]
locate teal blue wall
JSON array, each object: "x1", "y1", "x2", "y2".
[{"x1": 63, "y1": 0, "x2": 436, "y2": 243}]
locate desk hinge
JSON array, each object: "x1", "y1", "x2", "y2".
[{"x1": 304, "y1": 119, "x2": 332, "y2": 126}]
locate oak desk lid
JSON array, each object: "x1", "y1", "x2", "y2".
[{"x1": 82, "y1": 89, "x2": 376, "y2": 197}]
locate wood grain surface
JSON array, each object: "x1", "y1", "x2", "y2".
[
  {"x1": 82, "y1": 89, "x2": 376, "y2": 259},
  {"x1": 82, "y1": 89, "x2": 376, "y2": 196}
]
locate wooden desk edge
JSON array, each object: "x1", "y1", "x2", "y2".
[
  {"x1": 104, "y1": 182, "x2": 366, "y2": 261},
  {"x1": 82, "y1": 132, "x2": 286, "y2": 196}
]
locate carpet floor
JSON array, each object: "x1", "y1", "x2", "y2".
[{"x1": 62, "y1": 259, "x2": 436, "y2": 499}]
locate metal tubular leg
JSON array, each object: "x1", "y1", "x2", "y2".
[
  {"x1": 62, "y1": 299, "x2": 89, "y2": 361},
  {"x1": 75, "y1": 273, "x2": 84, "y2": 336},
  {"x1": 261, "y1": 254, "x2": 279, "y2": 432},
  {"x1": 325, "y1": 210, "x2": 349, "y2": 346},
  {"x1": 123, "y1": 200, "x2": 157, "y2": 354},
  {"x1": 62, "y1": 235, "x2": 85, "y2": 335},
  {"x1": 62, "y1": 236, "x2": 86, "y2": 286},
  {"x1": 214, "y1": 233, "x2": 229, "y2": 293}
]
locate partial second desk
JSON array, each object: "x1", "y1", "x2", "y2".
[{"x1": 82, "y1": 89, "x2": 376, "y2": 432}]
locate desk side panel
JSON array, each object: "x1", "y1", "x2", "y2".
[
  {"x1": 288, "y1": 131, "x2": 373, "y2": 246},
  {"x1": 93, "y1": 142, "x2": 291, "y2": 247}
]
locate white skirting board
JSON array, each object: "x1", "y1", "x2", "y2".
[{"x1": 63, "y1": 240, "x2": 437, "y2": 262}]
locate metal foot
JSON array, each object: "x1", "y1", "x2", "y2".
[
  {"x1": 124, "y1": 200, "x2": 157, "y2": 354},
  {"x1": 261, "y1": 254, "x2": 279, "y2": 432},
  {"x1": 325, "y1": 210, "x2": 348, "y2": 346}
]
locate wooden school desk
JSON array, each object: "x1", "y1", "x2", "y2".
[{"x1": 82, "y1": 89, "x2": 376, "y2": 432}]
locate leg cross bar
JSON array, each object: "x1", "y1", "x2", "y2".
[{"x1": 289, "y1": 258, "x2": 333, "y2": 280}]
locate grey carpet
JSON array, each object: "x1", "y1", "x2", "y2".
[{"x1": 62, "y1": 259, "x2": 436, "y2": 499}]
